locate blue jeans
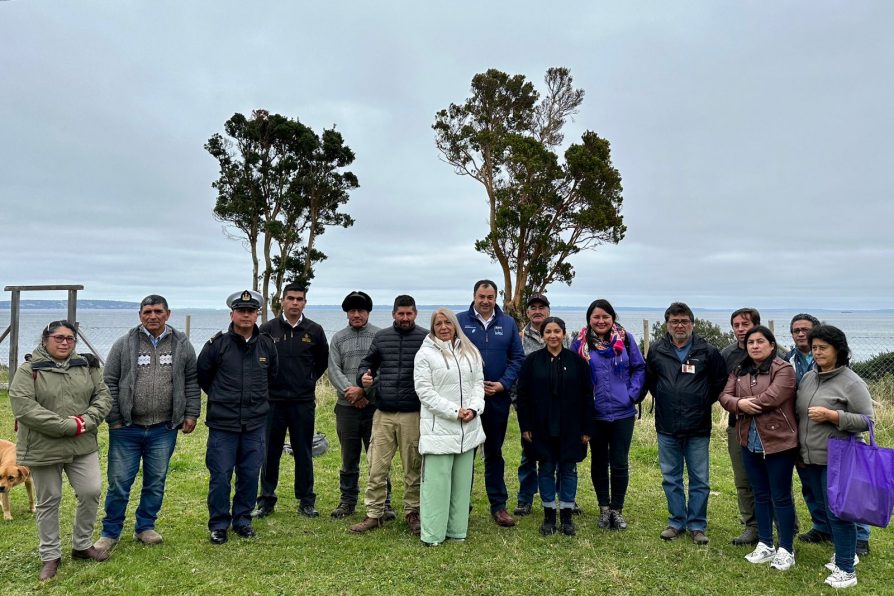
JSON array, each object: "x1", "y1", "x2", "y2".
[
  {"x1": 101, "y1": 424, "x2": 178, "y2": 538},
  {"x1": 799, "y1": 464, "x2": 857, "y2": 572},
  {"x1": 657, "y1": 433, "x2": 710, "y2": 532},
  {"x1": 537, "y1": 459, "x2": 578, "y2": 509},
  {"x1": 206, "y1": 426, "x2": 265, "y2": 531},
  {"x1": 797, "y1": 465, "x2": 870, "y2": 542},
  {"x1": 741, "y1": 447, "x2": 796, "y2": 551},
  {"x1": 517, "y1": 448, "x2": 538, "y2": 505}
]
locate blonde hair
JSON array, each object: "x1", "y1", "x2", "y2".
[{"x1": 429, "y1": 308, "x2": 481, "y2": 367}]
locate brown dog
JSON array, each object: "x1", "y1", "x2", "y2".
[{"x1": 0, "y1": 438, "x2": 35, "y2": 521}]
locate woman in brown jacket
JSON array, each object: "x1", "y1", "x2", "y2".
[{"x1": 719, "y1": 326, "x2": 797, "y2": 571}]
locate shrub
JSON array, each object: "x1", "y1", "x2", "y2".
[{"x1": 642, "y1": 318, "x2": 735, "y2": 353}]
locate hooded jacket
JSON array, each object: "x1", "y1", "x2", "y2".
[
  {"x1": 356, "y1": 322, "x2": 428, "y2": 412},
  {"x1": 570, "y1": 330, "x2": 646, "y2": 422},
  {"x1": 645, "y1": 333, "x2": 727, "y2": 437},
  {"x1": 796, "y1": 366, "x2": 873, "y2": 465},
  {"x1": 719, "y1": 357, "x2": 797, "y2": 455},
  {"x1": 104, "y1": 326, "x2": 201, "y2": 429},
  {"x1": 413, "y1": 335, "x2": 486, "y2": 455},
  {"x1": 9, "y1": 346, "x2": 112, "y2": 466}
]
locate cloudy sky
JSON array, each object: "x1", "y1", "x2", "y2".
[{"x1": 2, "y1": 1, "x2": 891, "y2": 310}]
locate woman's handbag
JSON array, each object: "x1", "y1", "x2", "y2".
[{"x1": 827, "y1": 416, "x2": 894, "y2": 527}]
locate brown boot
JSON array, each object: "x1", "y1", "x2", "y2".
[
  {"x1": 39, "y1": 558, "x2": 61, "y2": 581},
  {"x1": 349, "y1": 516, "x2": 383, "y2": 533},
  {"x1": 406, "y1": 511, "x2": 421, "y2": 536},
  {"x1": 72, "y1": 546, "x2": 110, "y2": 562}
]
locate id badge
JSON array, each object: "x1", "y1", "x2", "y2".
[{"x1": 682, "y1": 363, "x2": 696, "y2": 374}]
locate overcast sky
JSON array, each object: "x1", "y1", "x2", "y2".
[{"x1": 2, "y1": 1, "x2": 891, "y2": 311}]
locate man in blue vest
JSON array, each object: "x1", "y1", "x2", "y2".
[{"x1": 457, "y1": 280, "x2": 526, "y2": 527}]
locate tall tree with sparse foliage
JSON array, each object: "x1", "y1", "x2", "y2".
[
  {"x1": 434, "y1": 67, "x2": 626, "y2": 321},
  {"x1": 206, "y1": 110, "x2": 357, "y2": 318}
]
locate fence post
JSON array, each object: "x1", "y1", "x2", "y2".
[
  {"x1": 185, "y1": 315, "x2": 191, "y2": 340},
  {"x1": 9, "y1": 290, "x2": 20, "y2": 381},
  {"x1": 643, "y1": 319, "x2": 650, "y2": 356},
  {"x1": 768, "y1": 319, "x2": 775, "y2": 335}
]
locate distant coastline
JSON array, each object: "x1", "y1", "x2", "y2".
[{"x1": 0, "y1": 300, "x2": 891, "y2": 313}]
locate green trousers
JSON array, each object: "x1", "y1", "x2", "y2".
[{"x1": 420, "y1": 450, "x2": 475, "y2": 544}]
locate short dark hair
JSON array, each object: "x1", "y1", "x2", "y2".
[
  {"x1": 393, "y1": 294, "x2": 416, "y2": 312},
  {"x1": 730, "y1": 307, "x2": 760, "y2": 326},
  {"x1": 808, "y1": 324, "x2": 850, "y2": 368},
  {"x1": 140, "y1": 295, "x2": 169, "y2": 311},
  {"x1": 473, "y1": 279, "x2": 498, "y2": 294},
  {"x1": 744, "y1": 325, "x2": 777, "y2": 349},
  {"x1": 586, "y1": 299, "x2": 617, "y2": 325},
  {"x1": 283, "y1": 283, "x2": 307, "y2": 295},
  {"x1": 735, "y1": 325, "x2": 778, "y2": 372},
  {"x1": 42, "y1": 320, "x2": 77, "y2": 342},
  {"x1": 664, "y1": 302, "x2": 694, "y2": 323},
  {"x1": 541, "y1": 316, "x2": 566, "y2": 335},
  {"x1": 790, "y1": 313, "x2": 820, "y2": 334}
]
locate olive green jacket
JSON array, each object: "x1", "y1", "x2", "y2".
[{"x1": 9, "y1": 346, "x2": 112, "y2": 466}]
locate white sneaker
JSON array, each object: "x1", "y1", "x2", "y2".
[
  {"x1": 745, "y1": 542, "x2": 777, "y2": 564},
  {"x1": 770, "y1": 547, "x2": 795, "y2": 571},
  {"x1": 825, "y1": 568, "x2": 857, "y2": 589},
  {"x1": 824, "y1": 553, "x2": 860, "y2": 572}
]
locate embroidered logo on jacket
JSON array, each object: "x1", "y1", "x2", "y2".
[{"x1": 302, "y1": 333, "x2": 313, "y2": 343}]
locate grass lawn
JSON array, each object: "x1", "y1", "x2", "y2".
[{"x1": 1, "y1": 382, "x2": 892, "y2": 595}]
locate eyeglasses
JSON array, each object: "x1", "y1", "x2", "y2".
[
  {"x1": 49, "y1": 335, "x2": 77, "y2": 344},
  {"x1": 668, "y1": 319, "x2": 692, "y2": 327}
]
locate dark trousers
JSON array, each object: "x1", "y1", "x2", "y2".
[
  {"x1": 334, "y1": 404, "x2": 391, "y2": 506},
  {"x1": 480, "y1": 392, "x2": 511, "y2": 513},
  {"x1": 741, "y1": 447, "x2": 797, "y2": 552},
  {"x1": 590, "y1": 416, "x2": 635, "y2": 511},
  {"x1": 799, "y1": 464, "x2": 858, "y2": 573},
  {"x1": 206, "y1": 426, "x2": 265, "y2": 531},
  {"x1": 258, "y1": 401, "x2": 316, "y2": 509}
]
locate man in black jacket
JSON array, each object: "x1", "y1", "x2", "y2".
[
  {"x1": 253, "y1": 283, "x2": 329, "y2": 519},
  {"x1": 197, "y1": 290, "x2": 279, "y2": 545},
  {"x1": 349, "y1": 295, "x2": 427, "y2": 535},
  {"x1": 645, "y1": 302, "x2": 726, "y2": 546}
]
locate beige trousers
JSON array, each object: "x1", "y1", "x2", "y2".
[{"x1": 364, "y1": 410, "x2": 421, "y2": 517}]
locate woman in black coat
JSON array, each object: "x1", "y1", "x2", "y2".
[{"x1": 517, "y1": 317, "x2": 595, "y2": 536}]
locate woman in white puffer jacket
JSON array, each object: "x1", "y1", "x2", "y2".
[{"x1": 414, "y1": 307, "x2": 486, "y2": 546}]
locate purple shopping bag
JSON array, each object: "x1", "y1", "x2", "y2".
[{"x1": 827, "y1": 417, "x2": 894, "y2": 528}]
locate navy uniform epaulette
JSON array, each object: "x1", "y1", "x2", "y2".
[{"x1": 208, "y1": 331, "x2": 224, "y2": 343}]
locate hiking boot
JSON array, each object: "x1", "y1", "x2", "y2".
[
  {"x1": 856, "y1": 539, "x2": 870, "y2": 556},
  {"x1": 690, "y1": 530, "x2": 709, "y2": 545},
  {"x1": 571, "y1": 502, "x2": 583, "y2": 516},
  {"x1": 732, "y1": 526, "x2": 759, "y2": 546},
  {"x1": 825, "y1": 553, "x2": 860, "y2": 572},
  {"x1": 39, "y1": 558, "x2": 61, "y2": 582},
  {"x1": 330, "y1": 502, "x2": 356, "y2": 519},
  {"x1": 610, "y1": 509, "x2": 628, "y2": 530},
  {"x1": 93, "y1": 537, "x2": 118, "y2": 552},
  {"x1": 382, "y1": 504, "x2": 397, "y2": 522},
  {"x1": 492, "y1": 508, "x2": 516, "y2": 527},
  {"x1": 798, "y1": 528, "x2": 832, "y2": 543},
  {"x1": 349, "y1": 516, "x2": 383, "y2": 533},
  {"x1": 134, "y1": 529, "x2": 163, "y2": 545},
  {"x1": 299, "y1": 505, "x2": 320, "y2": 518},
  {"x1": 825, "y1": 568, "x2": 857, "y2": 589},
  {"x1": 597, "y1": 506, "x2": 612, "y2": 529},
  {"x1": 660, "y1": 526, "x2": 683, "y2": 541},
  {"x1": 513, "y1": 502, "x2": 533, "y2": 516},
  {"x1": 560, "y1": 508, "x2": 576, "y2": 536},
  {"x1": 72, "y1": 546, "x2": 110, "y2": 562},
  {"x1": 540, "y1": 508, "x2": 557, "y2": 536},
  {"x1": 406, "y1": 511, "x2": 421, "y2": 536},
  {"x1": 770, "y1": 547, "x2": 795, "y2": 571},
  {"x1": 745, "y1": 542, "x2": 777, "y2": 564}
]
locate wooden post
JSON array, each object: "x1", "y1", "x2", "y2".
[
  {"x1": 9, "y1": 290, "x2": 20, "y2": 381},
  {"x1": 643, "y1": 319, "x2": 650, "y2": 356},
  {"x1": 185, "y1": 315, "x2": 192, "y2": 339},
  {"x1": 768, "y1": 319, "x2": 775, "y2": 335}
]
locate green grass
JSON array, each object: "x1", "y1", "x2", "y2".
[{"x1": 1, "y1": 383, "x2": 892, "y2": 595}]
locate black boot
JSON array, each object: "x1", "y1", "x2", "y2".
[
  {"x1": 540, "y1": 507, "x2": 557, "y2": 535},
  {"x1": 560, "y1": 508, "x2": 576, "y2": 536}
]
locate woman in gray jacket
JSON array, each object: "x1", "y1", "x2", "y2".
[{"x1": 795, "y1": 325, "x2": 873, "y2": 590}]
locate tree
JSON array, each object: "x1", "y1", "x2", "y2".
[
  {"x1": 645, "y1": 318, "x2": 735, "y2": 352},
  {"x1": 206, "y1": 110, "x2": 357, "y2": 318},
  {"x1": 433, "y1": 67, "x2": 626, "y2": 321}
]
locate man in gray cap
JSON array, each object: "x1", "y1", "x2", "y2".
[
  {"x1": 327, "y1": 291, "x2": 393, "y2": 519},
  {"x1": 197, "y1": 290, "x2": 278, "y2": 545}
]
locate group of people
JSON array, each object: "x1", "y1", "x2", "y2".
[{"x1": 6, "y1": 285, "x2": 878, "y2": 590}]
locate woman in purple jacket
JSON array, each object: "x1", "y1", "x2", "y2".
[{"x1": 570, "y1": 299, "x2": 646, "y2": 530}]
